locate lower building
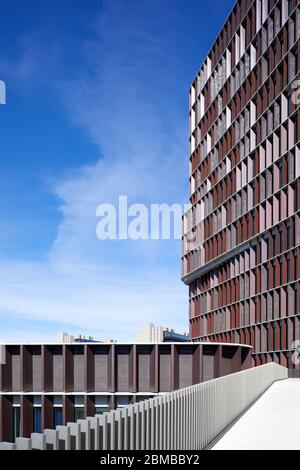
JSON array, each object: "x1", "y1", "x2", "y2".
[
  {"x1": 0, "y1": 341, "x2": 251, "y2": 442},
  {"x1": 134, "y1": 322, "x2": 190, "y2": 343}
]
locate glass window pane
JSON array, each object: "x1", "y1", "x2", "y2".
[
  {"x1": 74, "y1": 407, "x2": 85, "y2": 421},
  {"x1": 34, "y1": 408, "x2": 42, "y2": 433},
  {"x1": 13, "y1": 407, "x2": 20, "y2": 441},
  {"x1": 54, "y1": 408, "x2": 63, "y2": 427},
  {"x1": 95, "y1": 407, "x2": 107, "y2": 415}
]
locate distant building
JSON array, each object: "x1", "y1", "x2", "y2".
[
  {"x1": 56, "y1": 332, "x2": 109, "y2": 344},
  {"x1": 163, "y1": 330, "x2": 190, "y2": 342},
  {"x1": 134, "y1": 323, "x2": 164, "y2": 343},
  {"x1": 134, "y1": 323, "x2": 190, "y2": 343},
  {"x1": 56, "y1": 332, "x2": 74, "y2": 344}
]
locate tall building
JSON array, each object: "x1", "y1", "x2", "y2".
[
  {"x1": 182, "y1": 0, "x2": 300, "y2": 367},
  {"x1": 134, "y1": 323, "x2": 190, "y2": 343}
]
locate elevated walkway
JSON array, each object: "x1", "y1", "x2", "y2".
[{"x1": 213, "y1": 378, "x2": 300, "y2": 450}]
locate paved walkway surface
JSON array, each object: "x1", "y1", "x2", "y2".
[{"x1": 213, "y1": 379, "x2": 300, "y2": 450}]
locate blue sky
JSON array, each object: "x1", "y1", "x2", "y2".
[{"x1": 0, "y1": 0, "x2": 234, "y2": 342}]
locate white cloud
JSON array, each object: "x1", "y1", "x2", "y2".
[
  {"x1": 0, "y1": 259, "x2": 187, "y2": 341},
  {"x1": 0, "y1": 0, "x2": 189, "y2": 342}
]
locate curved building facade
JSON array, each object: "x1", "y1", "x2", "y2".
[{"x1": 0, "y1": 342, "x2": 251, "y2": 442}]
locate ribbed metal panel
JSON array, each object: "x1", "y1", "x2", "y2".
[{"x1": 1, "y1": 362, "x2": 287, "y2": 450}]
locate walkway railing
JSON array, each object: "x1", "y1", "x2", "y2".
[{"x1": 0, "y1": 362, "x2": 287, "y2": 450}]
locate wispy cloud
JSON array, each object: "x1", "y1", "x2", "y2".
[
  {"x1": 0, "y1": 259, "x2": 186, "y2": 341},
  {"x1": 0, "y1": 0, "x2": 189, "y2": 341}
]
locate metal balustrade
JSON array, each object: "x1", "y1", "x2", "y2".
[{"x1": 0, "y1": 362, "x2": 288, "y2": 450}]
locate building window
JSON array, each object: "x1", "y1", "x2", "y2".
[
  {"x1": 33, "y1": 407, "x2": 42, "y2": 434},
  {"x1": 13, "y1": 407, "x2": 20, "y2": 441},
  {"x1": 280, "y1": 320, "x2": 284, "y2": 351},
  {"x1": 54, "y1": 408, "x2": 63, "y2": 427},
  {"x1": 74, "y1": 407, "x2": 85, "y2": 421},
  {"x1": 273, "y1": 232, "x2": 276, "y2": 257},
  {"x1": 280, "y1": 257, "x2": 283, "y2": 285},
  {"x1": 287, "y1": 223, "x2": 291, "y2": 248},
  {"x1": 279, "y1": 159, "x2": 283, "y2": 188},
  {"x1": 287, "y1": 351, "x2": 291, "y2": 368},
  {"x1": 95, "y1": 407, "x2": 107, "y2": 415}
]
